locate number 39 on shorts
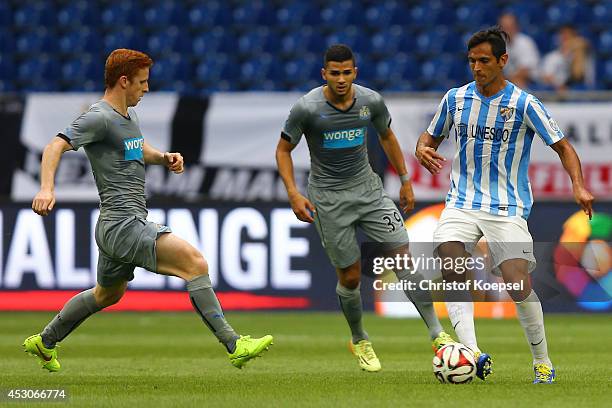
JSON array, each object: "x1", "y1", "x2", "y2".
[{"x1": 382, "y1": 211, "x2": 402, "y2": 232}]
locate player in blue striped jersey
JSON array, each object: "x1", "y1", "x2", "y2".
[{"x1": 416, "y1": 27, "x2": 594, "y2": 383}]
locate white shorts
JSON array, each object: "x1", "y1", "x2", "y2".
[{"x1": 432, "y1": 207, "x2": 536, "y2": 275}]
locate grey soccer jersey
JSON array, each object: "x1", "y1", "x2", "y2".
[
  {"x1": 282, "y1": 84, "x2": 392, "y2": 189},
  {"x1": 59, "y1": 100, "x2": 147, "y2": 220}
]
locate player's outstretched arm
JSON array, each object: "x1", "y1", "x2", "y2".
[
  {"x1": 32, "y1": 136, "x2": 73, "y2": 216},
  {"x1": 378, "y1": 128, "x2": 415, "y2": 213},
  {"x1": 550, "y1": 138, "x2": 594, "y2": 219},
  {"x1": 143, "y1": 141, "x2": 184, "y2": 174},
  {"x1": 275, "y1": 137, "x2": 315, "y2": 223},
  {"x1": 415, "y1": 131, "x2": 446, "y2": 175}
]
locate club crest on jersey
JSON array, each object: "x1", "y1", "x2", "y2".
[
  {"x1": 124, "y1": 137, "x2": 144, "y2": 160},
  {"x1": 500, "y1": 106, "x2": 515, "y2": 122},
  {"x1": 359, "y1": 105, "x2": 371, "y2": 120}
]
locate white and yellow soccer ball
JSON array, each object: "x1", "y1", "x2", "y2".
[{"x1": 432, "y1": 343, "x2": 476, "y2": 384}]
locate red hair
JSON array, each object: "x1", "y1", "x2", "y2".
[{"x1": 104, "y1": 49, "x2": 153, "y2": 89}]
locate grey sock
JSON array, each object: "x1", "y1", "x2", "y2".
[
  {"x1": 336, "y1": 282, "x2": 368, "y2": 344},
  {"x1": 395, "y1": 269, "x2": 444, "y2": 339},
  {"x1": 187, "y1": 275, "x2": 239, "y2": 353},
  {"x1": 41, "y1": 288, "x2": 102, "y2": 348}
]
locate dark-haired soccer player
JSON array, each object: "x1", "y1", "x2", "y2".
[
  {"x1": 276, "y1": 44, "x2": 454, "y2": 372},
  {"x1": 24, "y1": 49, "x2": 273, "y2": 372},
  {"x1": 416, "y1": 27, "x2": 594, "y2": 383}
]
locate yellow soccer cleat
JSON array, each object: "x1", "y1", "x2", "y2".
[
  {"x1": 432, "y1": 331, "x2": 455, "y2": 353},
  {"x1": 349, "y1": 339, "x2": 381, "y2": 372},
  {"x1": 228, "y1": 335, "x2": 274, "y2": 369},
  {"x1": 23, "y1": 334, "x2": 60, "y2": 373}
]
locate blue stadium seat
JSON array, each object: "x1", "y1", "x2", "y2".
[
  {"x1": 60, "y1": 55, "x2": 102, "y2": 90},
  {"x1": 599, "y1": 60, "x2": 612, "y2": 89},
  {"x1": 280, "y1": 28, "x2": 321, "y2": 57},
  {"x1": 188, "y1": 2, "x2": 232, "y2": 29},
  {"x1": 413, "y1": 28, "x2": 449, "y2": 57},
  {"x1": 320, "y1": 1, "x2": 363, "y2": 29},
  {"x1": 146, "y1": 27, "x2": 191, "y2": 58},
  {"x1": 325, "y1": 26, "x2": 368, "y2": 53},
  {"x1": 150, "y1": 54, "x2": 191, "y2": 84},
  {"x1": 375, "y1": 54, "x2": 418, "y2": 85},
  {"x1": 240, "y1": 54, "x2": 274, "y2": 83},
  {"x1": 103, "y1": 28, "x2": 145, "y2": 56},
  {"x1": 0, "y1": 55, "x2": 15, "y2": 80},
  {"x1": 592, "y1": 2, "x2": 612, "y2": 29},
  {"x1": 16, "y1": 29, "x2": 56, "y2": 56},
  {"x1": 522, "y1": 25, "x2": 553, "y2": 54},
  {"x1": 276, "y1": 2, "x2": 315, "y2": 29},
  {"x1": 57, "y1": 1, "x2": 99, "y2": 27},
  {"x1": 237, "y1": 27, "x2": 279, "y2": 58},
  {"x1": 143, "y1": 1, "x2": 187, "y2": 29},
  {"x1": 389, "y1": 2, "x2": 413, "y2": 26},
  {"x1": 284, "y1": 54, "x2": 318, "y2": 85},
  {"x1": 408, "y1": 2, "x2": 446, "y2": 29},
  {"x1": 233, "y1": 1, "x2": 275, "y2": 27},
  {"x1": 454, "y1": 3, "x2": 496, "y2": 30},
  {"x1": 58, "y1": 28, "x2": 102, "y2": 56},
  {"x1": 0, "y1": 29, "x2": 15, "y2": 53},
  {"x1": 0, "y1": 80, "x2": 15, "y2": 92},
  {"x1": 18, "y1": 56, "x2": 59, "y2": 82},
  {"x1": 364, "y1": 2, "x2": 398, "y2": 27},
  {"x1": 545, "y1": 1, "x2": 585, "y2": 27},
  {"x1": 13, "y1": 2, "x2": 56, "y2": 31},
  {"x1": 100, "y1": 1, "x2": 142, "y2": 29},
  {"x1": 192, "y1": 28, "x2": 236, "y2": 57},
  {"x1": 0, "y1": 2, "x2": 12, "y2": 27},
  {"x1": 369, "y1": 26, "x2": 405, "y2": 58},
  {"x1": 448, "y1": 57, "x2": 471, "y2": 84},
  {"x1": 502, "y1": 3, "x2": 547, "y2": 27},
  {"x1": 443, "y1": 29, "x2": 466, "y2": 54},
  {"x1": 419, "y1": 55, "x2": 456, "y2": 85},
  {"x1": 195, "y1": 55, "x2": 238, "y2": 84},
  {"x1": 598, "y1": 30, "x2": 612, "y2": 55}
]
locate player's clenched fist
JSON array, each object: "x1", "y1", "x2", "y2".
[
  {"x1": 164, "y1": 152, "x2": 184, "y2": 174},
  {"x1": 32, "y1": 189, "x2": 56, "y2": 216}
]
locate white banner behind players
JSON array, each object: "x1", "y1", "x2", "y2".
[{"x1": 12, "y1": 93, "x2": 612, "y2": 201}]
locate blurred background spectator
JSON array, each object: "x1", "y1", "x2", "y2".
[
  {"x1": 540, "y1": 25, "x2": 596, "y2": 91},
  {"x1": 498, "y1": 12, "x2": 540, "y2": 89}
]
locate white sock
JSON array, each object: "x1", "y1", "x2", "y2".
[
  {"x1": 446, "y1": 301, "x2": 480, "y2": 353},
  {"x1": 515, "y1": 290, "x2": 552, "y2": 366}
]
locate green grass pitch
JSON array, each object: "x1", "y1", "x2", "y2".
[{"x1": 1, "y1": 312, "x2": 610, "y2": 407}]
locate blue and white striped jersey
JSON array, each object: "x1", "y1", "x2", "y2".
[{"x1": 427, "y1": 81, "x2": 564, "y2": 219}]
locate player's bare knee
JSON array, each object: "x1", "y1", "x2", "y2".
[
  {"x1": 182, "y1": 251, "x2": 208, "y2": 280},
  {"x1": 338, "y1": 273, "x2": 360, "y2": 289},
  {"x1": 94, "y1": 289, "x2": 125, "y2": 308},
  {"x1": 437, "y1": 242, "x2": 464, "y2": 259}
]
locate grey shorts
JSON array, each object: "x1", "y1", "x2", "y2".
[
  {"x1": 307, "y1": 173, "x2": 410, "y2": 269},
  {"x1": 94, "y1": 216, "x2": 172, "y2": 287}
]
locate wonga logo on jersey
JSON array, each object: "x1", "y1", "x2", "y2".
[
  {"x1": 322, "y1": 127, "x2": 366, "y2": 149},
  {"x1": 124, "y1": 137, "x2": 144, "y2": 160}
]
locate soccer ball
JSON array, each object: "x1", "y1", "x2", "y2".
[{"x1": 432, "y1": 343, "x2": 476, "y2": 384}]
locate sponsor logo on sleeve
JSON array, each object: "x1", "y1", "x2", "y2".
[{"x1": 548, "y1": 118, "x2": 560, "y2": 132}]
